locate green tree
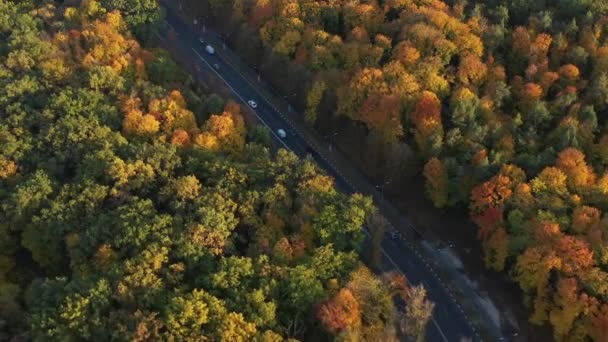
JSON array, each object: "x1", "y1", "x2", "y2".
[
  {"x1": 284, "y1": 265, "x2": 325, "y2": 313},
  {"x1": 145, "y1": 50, "x2": 188, "y2": 86},
  {"x1": 164, "y1": 289, "x2": 216, "y2": 340},
  {"x1": 26, "y1": 278, "x2": 113, "y2": 341}
]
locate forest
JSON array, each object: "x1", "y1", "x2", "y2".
[
  {"x1": 177, "y1": 0, "x2": 608, "y2": 340},
  {"x1": 0, "y1": 0, "x2": 436, "y2": 341}
]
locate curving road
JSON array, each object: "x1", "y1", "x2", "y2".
[{"x1": 158, "y1": 3, "x2": 502, "y2": 341}]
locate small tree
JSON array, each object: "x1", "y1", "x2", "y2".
[{"x1": 401, "y1": 285, "x2": 434, "y2": 342}]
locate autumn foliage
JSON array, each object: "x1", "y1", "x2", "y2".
[
  {"x1": 317, "y1": 288, "x2": 361, "y2": 333},
  {"x1": 123, "y1": 0, "x2": 608, "y2": 338},
  {"x1": 474, "y1": 151, "x2": 608, "y2": 338},
  {"x1": 412, "y1": 91, "x2": 444, "y2": 158}
]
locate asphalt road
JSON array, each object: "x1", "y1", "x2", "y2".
[{"x1": 161, "y1": 5, "x2": 484, "y2": 341}]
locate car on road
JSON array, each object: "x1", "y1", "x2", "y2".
[
  {"x1": 247, "y1": 100, "x2": 258, "y2": 108},
  {"x1": 277, "y1": 129, "x2": 287, "y2": 138},
  {"x1": 213, "y1": 63, "x2": 220, "y2": 70},
  {"x1": 205, "y1": 45, "x2": 215, "y2": 54},
  {"x1": 199, "y1": 37, "x2": 206, "y2": 44},
  {"x1": 436, "y1": 241, "x2": 455, "y2": 251}
]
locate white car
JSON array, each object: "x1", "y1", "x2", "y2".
[
  {"x1": 277, "y1": 129, "x2": 287, "y2": 138},
  {"x1": 247, "y1": 100, "x2": 258, "y2": 108},
  {"x1": 205, "y1": 45, "x2": 215, "y2": 54}
]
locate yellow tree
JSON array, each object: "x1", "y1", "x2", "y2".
[
  {"x1": 337, "y1": 67, "x2": 388, "y2": 120},
  {"x1": 556, "y1": 148, "x2": 596, "y2": 192},
  {"x1": 549, "y1": 278, "x2": 587, "y2": 341},
  {"x1": 0, "y1": 159, "x2": 17, "y2": 179},
  {"x1": 148, "y1": 90, "x2": 199, "y2": 136},
  {"x1": 382, "y1": 60, "x2": 420, "y2": 100},
  {"x1": 273, "y1": 30, "x2": 302, "y2": 57},
  {"x1": 195, "y1": 109, "x2": 246, "y2": 155},
  {"x1": 218, "y1": 312, "x2": 257, "y2": 342},
  {"x1": 514, "y1": 246, "x2": 562, "y2": 324},
  {"x1": 121, "y1": 98, "x2": 160, "y2": 137},
  {"x1": 80, "y1": 11, "x2": 140, "y2": 73}
]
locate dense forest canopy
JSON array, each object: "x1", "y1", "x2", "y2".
[
  {"x1": 178, "y1": 0, "x2": 608, "y2": 339},
  {"x1": 0, "y1": 1, "x2": 436, "y2": 341}
]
